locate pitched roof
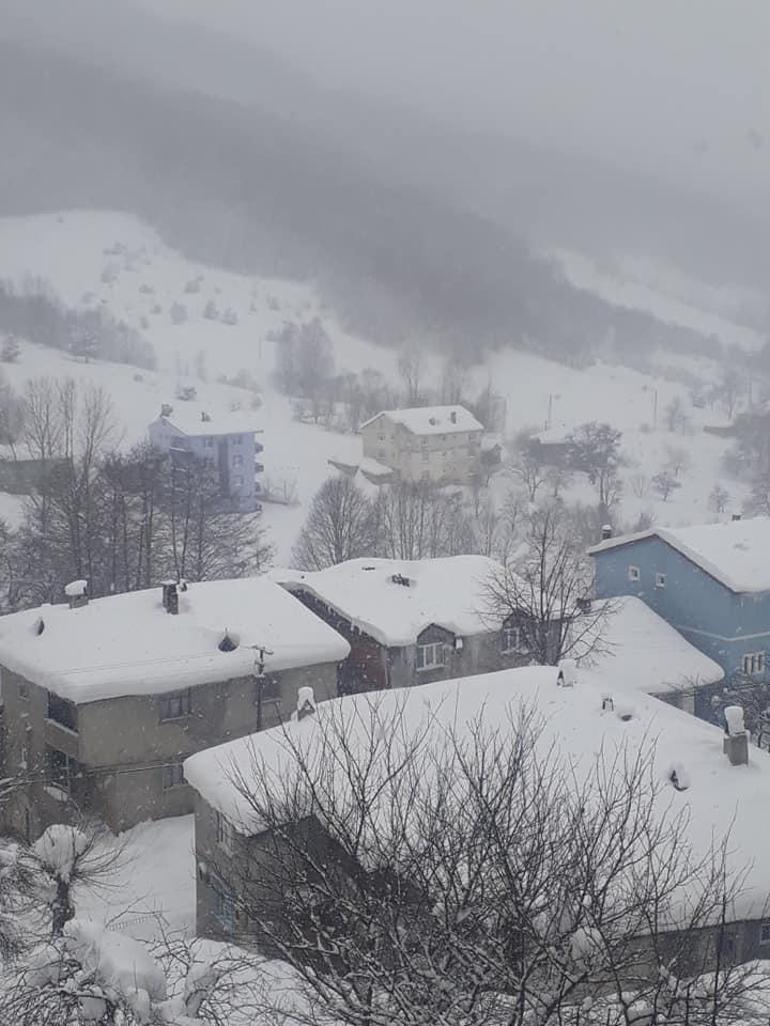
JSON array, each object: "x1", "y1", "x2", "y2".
[
  {"x1": 0, "y1": 578, "x2": 350, "y2": 703},
  {"x1": 577, "y1": 596, "x2": 724, "y2": 694},
  {"x1": 273, "y1": 556, "x2": 500, "y2": 647},
  {"x1": 184, "y1": 666, "x2": 770, "y2": 920},
  {"x1": 360, "y1": 405, "x2": 483, "y2": 436},
  {"x1": 588, "y1": 517, "x2": 770, "y2": 593},
  {"x1": 154, "y1": 407, "x2": 260, "y2": 437}
]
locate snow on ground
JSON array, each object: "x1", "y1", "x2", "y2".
[
  {"x1": 551, "y1": 248, "x2": 766, "y2": 352},
  {"x1": 0, "y1": 208, "x2": 753, "y2": 556},
  {"x1": 77, "y1": 815, "x2": 195, "y2": 942}
]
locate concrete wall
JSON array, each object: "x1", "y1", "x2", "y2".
[
  {"x1": 593, "y1": 537, "x2": 770, "y2": 681},
  {"x1": 361, "y1": 417, "x2": 482, "y2": 484},
  {"x1": 0, "y1": 660, "x2": 339, "y2": 836}
]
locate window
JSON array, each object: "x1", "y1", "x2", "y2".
[
  {"x1": 257, "y1": 676, "x2": 281, "y2": 701},
  {"x1": 212, "y1": 874, "x2": 235, "y2": 932},
  {"x1": 416, "y1": 641, "x2": 446, "y2": 671},
  {"x1": 203, "y1": 437, "x2": 213, "y2": 448},
  {"x1": 159, "y1": 689, "x2": 192, "y2": 721},
  {"x1": 655, "y1": 572, "x2": 666, "y2": 589},
  {"x1": 45, "y1": 747, "x2": 83, "y2": 794},
  {"x1": 501, "y1": 624, "x2": 525, "y2": 654},
  {"x1": 422, "y1": 451, "x2": 429, "y2": 460},
  {"x1": 628, "y1": 565, "x2": 640, "y2": 582},
  {"x1": 232, "y1": 454, "x2": 243, "y2": 467},
  {"x1": 233, "y1": 475, "x2": 244, "y2": 488},
  {"x1": 162, "y1": 762, "x2": 185, "y2": 790},
  {"x1": 760, "y1": 922, "x2": 770, "y2": 945},
  {"x1": 233, "y1": 434, "x2": 242, "y2": 445},
  {"x1": 215, "y1": 811, "x2": 234, "y2": 854},
  {"x1": 47, "y1": 692, "x2": 78, "y2": 732},
  {"x1": 742, "y1": 652, "x2": 765, "y2": 676},
  {"x1": 18, "y1": 682, "x2": 29, "y2": 701}
]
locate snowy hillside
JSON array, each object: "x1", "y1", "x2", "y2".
[{"x1": 0, "y1": 209, "x2": 752, "y2": 558}]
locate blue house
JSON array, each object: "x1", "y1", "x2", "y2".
[
  {"x1": 589, "y1": 517, "x2": 770, "y2": 691},
  {"x1": 148, "y1": 404, "x2": 264, "y2": 513}
]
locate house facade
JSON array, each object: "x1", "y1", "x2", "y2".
[
  {"x1": 0, "y1": 578, "x2": 349, "y2": 839},
  {"x1": 275, "y1": 556, "x2": 532, "y2": 694},
  {"x1": 185, "y1": 666, "x2": 770, "y2": 968},
  {"x1": 360, "y1": 406, "x2": 483, "y2": 484},
  {"x1": 148, "y1": 404, "x2": 264, "y2": 512},
  {"x1": 589, "y1": 518, "x2": 770, "y2": 690}
]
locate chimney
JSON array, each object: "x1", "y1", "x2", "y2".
[
  {"x1": 296, "y1": 686, "x2": 316, "y2": 722},
  {"x1": 161, "y1": 580, "x2": 179, "y2": 615},
  {"x1": 450, "y1": 410, "x2": 457, "y2": 424},
  {"x1": 201, "y1": 411, "x2": 211, "y2": 423},
  {"x1": 160, "y1": 403, "x2": 173, "y2": 418},
  {"x1": 64, "y1": 579, "x2": 88, "y2": 609},
  {"x1": 731, "y1": 512, "x2": 742, "y2": 522},
  {"x1": 723, "y1": 705, "x2": 749, "y2": 766},
  {"x1": 601, "y1": 524, "x2": 613, "y2": 541}
]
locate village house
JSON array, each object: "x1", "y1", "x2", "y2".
[
  {"x1": 359, "y1": 405, "x2": 483, "y2": 484},
  {"x1": 147, "y1": 404, "x2": 264, "y2": 512},
  {"x1": 184, "y1": 665, "x2": 770, "y2": 968},
  {"x1": 575, "y1": 595, "x2": 724, "y2": 716},
  {"x1": 274, "y1": 556, "x2": 533, "y2": 693},
  {"x1": 0, "y1": 577, "x2": 349, "y2": 839},
  {"x1": 588, "y1": 516, "x2": 770, "y2": 699}
]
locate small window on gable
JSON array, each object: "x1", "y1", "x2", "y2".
[
  {"x1": 628, "y1": 565, "x2": 640, "y2": 582},
  {"x1": 159, "y1": 689, "x2": 192, "y2": 721},
  {"x1": 215, "y1": 811, "x2": 234, "y2": 854},
  {"x1": 18, "y1": 682, "x2": 29, "y2": 701},
  {"x1": 162, "y1": 762, "x2": 185, "y2": 790},
  {"x1": 655, "y1": 572, "x2": 666, "y2": 589},
  {"x1": 501, "y1": 623, "x2": 525, "y2": 654},
  {"x1": 416, "y1": 641, "x2": 446, "y2": 671},
  {"x1": 742, "y1": 652, "x2": 766, "y2": 676},
  {"x1": 760, "y1": 922, "x2": 770, "y2": 945}
]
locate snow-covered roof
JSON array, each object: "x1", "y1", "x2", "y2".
[
  {"x1": 273, "y1": 556, "x2": 501, "y2": 646},
  {"x1": 577, "y1": 596, "x2": 724, "y2": 694},
  {"x1": 0, "y1": 578, "x2": 350, "y2": 703},
  {"x1": 360, "y1": 405, "x2": 483, "y2": 436},
  {"x1": 155, "y1": 407, "x2": 260, "y2": 437},
  {"x1": 588, "y1": 517, "x2": 770, "y2": 593},
  {"x1": 184, "y1": 666, "x2": 770, "y2": 919}
]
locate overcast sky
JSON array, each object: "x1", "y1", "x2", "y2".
[{"x1": 134, "y1": 0, "x2": 770, "y2": 204}]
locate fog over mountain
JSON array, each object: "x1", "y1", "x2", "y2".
[{"x1": 2, "y1": 0, "x2": 769, "y2": 357}]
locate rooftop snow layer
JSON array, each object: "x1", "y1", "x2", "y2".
[
  {"x1": 156, "y1": 408, "x2": 260, "y2": 437},
  {"x1": 273, "y1": 556, "x2": 500, "y2": 647},
  {"x1": 0, "y1": 578, "x2": 349, "y2": 703},
  {"x1": 577, "y1": 597, "x2": 724, "y2": 694},
  {"x1": 184, "y1": 666, "x2": 770, "y2": 921},
  {"x1": 589, "y1": 517, "x2": 770, "y2": 593},
  {"x1": 360, "y1": 405, "x2": 483, "y2": 436}
]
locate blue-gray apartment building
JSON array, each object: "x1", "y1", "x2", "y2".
[{"x1": 148, "y1": 404, "x2": 264, "y2": 513}]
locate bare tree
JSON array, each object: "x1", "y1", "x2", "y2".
[
  {"x1": 397, "y1": 342, "x2": 423, "y2": 405},
  {"x1": 566, "y1": 422, "x2": 624, "y2": 516},
  {"x1": 709, "y1": 483, "x2": 730, "y2": 516},
  {"x1": 651, "y1": 470, "x2": 681, "y2": 502},
  {"x1": 482, "y1": 504, "x2": 610, "y2": 664},
  {"x1": 507, "y1": 436, "x2": 547, "y2": 502},
  {"x1": 292, "y1": 476, "x2": 378, "y2": 570},
  {"x1": 224, "y1": 696, "x2": 755, "y2": 1026},
  {"x1": 373, "y1": 480, "x2": 476, "y2": 560}
]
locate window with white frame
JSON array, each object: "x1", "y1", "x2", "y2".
[
  {"x1": 162, "y1": 762, "x2": 185, "y2": 790},
  {"x1": 760, "y1": 922, "x2": 770, "y2": 945},
  {"x1": 628, "y1": 565, "x2": 640, "y2": 582},
  {"x1": 158, "y1": 689, "x2": 192, "y2": 721},
  {"x1": 416, "y1": 641, "x2": 446, "y2": 671},
  {"x1": 655, "y1": 572, "x2": 666, "y2": 589},
  {"x1": 211, "y1": 873, "x2": 235, "y2": 932},
  {"x1": 742, "y1": 652, "x2": 765, "y2": 676},
  {"x1": 233, "y1": 475, "x2": 244, "y2": 488},
  {"x1": 501, "y1": 623, "x2": 526, "y2": 654},
  {"x1": 215, "y1": 811, "x2": 234, "y2": 854},
  {"x1": 232, "y1": 454, "x2": 243, "y2": 467},
  {"x1": 203, "y1": 437, "x2": 213, "y2": 448}
]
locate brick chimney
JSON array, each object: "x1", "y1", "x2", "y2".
[
  {"x1": 64, "y1": 579, "x2": 88, "y2": 609},
  {"x1": 161, "y1": 580, "x2": 179, "y2": 615},
  {"x1": 160, "y1": 403, "x2": 173, "y2": 418},
  {"x1": 601, "y1": 524, "x2": 613, "y2": 541},
  {"x1": 450, "y1": 410, "x2": 457, "y2": 424}
]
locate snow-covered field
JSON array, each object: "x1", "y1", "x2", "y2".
[{"x1": 0, "y1": 209, "x2": 753, "y2": 556}]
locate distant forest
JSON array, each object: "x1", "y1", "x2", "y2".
[{"x1": 0, "y1": 39, "x2": 719, "y2": 366}]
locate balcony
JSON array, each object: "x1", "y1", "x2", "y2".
[{"x1": 254, "y1": 461, "x2": 264, "y2": 474}]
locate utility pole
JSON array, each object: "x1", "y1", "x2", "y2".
[{"x1": 250, "y1": 644, "x2": 274, "y2": 731}]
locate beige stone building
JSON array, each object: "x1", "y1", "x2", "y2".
[
  {"x1": 360, "y1": 405, "x2": 483, "y2": 484},
  {"x1": 0, "y1": 578, "x2": 349, "y2": 839}
]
